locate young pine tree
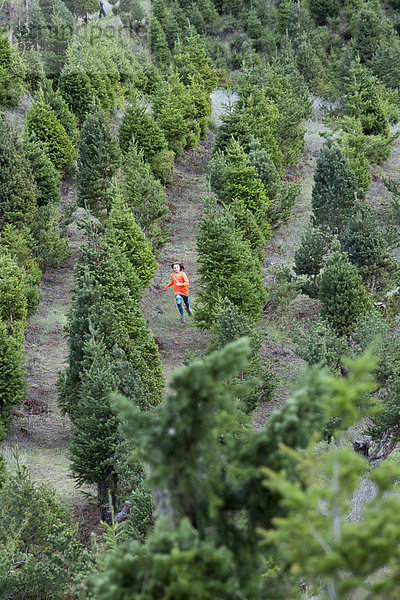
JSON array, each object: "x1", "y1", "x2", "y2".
[
  {"x1": 319, "y1": 242, "x2": 373, "y2": 335},
  {"x1": 195, "y1": 200, "x2": 267, "y2": 327},
  {"x1": 0, "y1": 118, "x2": 38, "y2": 228},
  {"x1": 23, "y1": 133, "x2": 61, "y2": 206},
  {"x1": 77, "y1": 104, "x2": 121, "y2": 215},
  {"x1": 105, "y1": 194, "x2": 157, "y2": 288},
  {"x1": 69, "y1": 335, "x2": 121, "y2": 505},
  {"x1": 0, "y1": 322, "x2": 26, "y2": 440},
  {"x1": 121, "y1": 144, "x2": 169, "y2": 249},
  {"x1": 312, "y1": 139, "x2": 360, "y2": 234},
  {"x1": 25, "y1": 94, "x2": 76, "y2": 174},
  {"x1": 147, "y1": 15, "x2": 171, "y2": 68},
  {"x1": 294, "y1": 225, "x2": 327, "y2": 287}
]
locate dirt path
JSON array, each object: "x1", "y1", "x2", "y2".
[{"x1": 142, "y1": 137, "x2": 212, "y2": 382}]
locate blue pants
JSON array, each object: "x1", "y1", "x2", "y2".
[
  {"x1": 99, "y1": 4, "x2": 106, "y2": 17},
  {"x1": 175, "y1": 294, "x2": 191, "y2": 318}
]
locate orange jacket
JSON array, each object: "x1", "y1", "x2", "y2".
[{"x1": 164, "y1": 271, "x2": 189, "y2": 296}]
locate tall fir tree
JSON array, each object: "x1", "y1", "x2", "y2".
[
  {"x1": 195, "y1": 199, "x2": 267, "y2": 328},
  {"x1": 77, "y1": 104, "x2": 121, "y2": 215},
  {"x1": 319, "y1": 242, "x2": 373, "y2": 335},
  {"x1": 0, "y1": 117, "x2": 38, "y2": 228},
  {"x1": 294, "y1": 225, "x2": 327, "y2": 286},
  {"x1": 147, "y1": 15, "x2": 171, "y2": 68},
  {"x1": 312, "y1": 139, "x2": 360, "y2": 234},
  {"x1": 121, "y1": 143, "x2": 169, "y2": 248},
  {"x1": 25, "y1": 94, "x2": 76, "y2": 174},
  {"x1": 105, "y1": 194, "x2": 157, "y2": 288},
  {"x1": 23, "y1": 132, "x2": 61, "y2": 207}
]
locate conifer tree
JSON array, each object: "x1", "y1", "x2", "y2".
[
  {"x1": 121, "y1": 143, "x2": 169, "y2": 248},
  {"x1": 152, "y1": 75, "x2": 194, "y2": 156},
  {"x1": 0, "y1": 117, "x2": 38, "y2": 228},
  {"x1": 58, "y1": 66, "x2": 95, "y2": 123},
  {"x1": 77, "y1": 104, "x2": 121, "y2": 215},
  {"x1": 319, "y1": 243, "x2": 373, "y2": 335},
  {"x1": 69, "y1": 335, "x2": 120, "y2": 504},
  {"x1": 59, "y1": 232, "x2": 164, "y2": 418},
  {"x1": 23, "y1": 133, "x2": 61, "y2": 207},
  {"x1": 93, "y1": 338, "x2": 330, "y2": 598},
  {"x1": 147, "y1": 15, "x2": 171, "y2": 68},
  {"x1": 0, "y1": 225, "x2": 41, "y2": 315},
  {"x1": 0, "y1": 36, "x2": 25, "y2": 107},
  {"x1": 353, "y1": 2, "x2": 386, "y2": 63},
  {"x1": 339, "y1": 203, "x2": 391, "y2": 284},
  {"x1": 41, "y1": 80, "x2": 78, "y2": 145},
  {"x1": 0, "y1": 322, "x2": 26, "y2": 440},
  {"x1": 312, "y1": 139, "x2": 360, "y2": 234},
  {"x1": 222, "y1": 139, "x2": 271, "y2": 217},
  {"x1": 106, "y1": 194, "x2": 157, "y2": 288},
  {"x1": 30, "y1": 204, "x2": 71, "y2": 271},
  {"x1": 210, "y1": 299, "x2": 276, "y2": 412},
  {"x1": 26, "y1": 94, "x2": 76, "y2": 174},
  {"x1": 294, "y1": 225, "x2": 327, "y2": 286},
  {"x1": 0, "y1": 254, "x2": 28, "y2": 325},
  {"x1": 248, "y1": 138, "x2": 280, "y2": 201},
  {"x1": 195, "y1": 199, "x2": 267, "y2": 327},
  {"x1": 118, "y1": 96, "x2": 168, "y2": 161},
  {"x1": 173, "y1": 34, "x2": 218, "y2": 93}
]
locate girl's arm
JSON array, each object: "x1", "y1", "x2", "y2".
[
  {"x1": 164, "y1": 279, "x2": 174, "y2": 291},
  {"x1": 176, "y1": 273, "x2": 189, "y2": 287}
]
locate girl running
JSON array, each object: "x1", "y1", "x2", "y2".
[{"x1": 164, "y1": 263, "x2": 192, "y2": 322}]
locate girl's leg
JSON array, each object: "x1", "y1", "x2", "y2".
[
  {"x1": 175, "y1": 294, "x2": 184, "y2": 320},
  {"x1": 182, "y1": 295, "x2": 192, "y2": 315}
]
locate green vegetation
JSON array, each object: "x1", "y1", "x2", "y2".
[{"x1": 2, "y1": 0, "x2": 400, "y2": 597}]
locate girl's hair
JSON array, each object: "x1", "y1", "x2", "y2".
[{"x1": 171, "y1": 263, "x2": 184, "y2": 270}]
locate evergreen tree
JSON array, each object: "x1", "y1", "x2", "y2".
[
  {"x1": 59, "y1": 232, "x2": 164, "y2": 417},
  {"x1": 210, "y1": 299, "x2": 276, "y2": 412},
  {"x1": 0, "y1": 117, "x2": 38, "y2": 228},
  {"x1": 294, "y1": 225, "x2": 327, "y2": 286},
  {"x1": 0, "y1": 225, "x2": 41, "y2": 315},
  {"x1": 152, "y1": 75, "x2": 194, "y2": 156},
  {"x1": 77, "y1": 104, "x2": 121, "y2": 215},
  {"x1": 339, "y1": 203, "x2": 391, "y2": 284},
  {"x1": 106, "y1": 194, "x2": 157, "y2": 288},
  {"x1": 26, "y1": 94, "x2": 76, "y2": 174},
  {"x1": 23, "y1": 133, "x2": 61, "y2": 207},
  {"x1": 173, "y1": 34, "x2": 218, "y2": 93},
  {"x1": 92, "y1": 338, "x2": 329, "y2": 598},
  {"x1": 121, "y1": 143, "x2": 169, "y2": 248},
  {"x1": 0, "y1": 36, "x2": 25, "y2": 107},
  {"x1": 353, "y1": 2, "x2": 386, "y2": 63},
  {"x1": 30, "y1": 204, "x2": 71, "y2": 271},
  {"x1": 58, "y1": 66, "x2": 95, "y2": 124},
  {"x1": 195, "y1": 199, "x2": 267, "y2": 327},
  {"x1": 0, "y1": 322, "x2": 26, "y2": 440},
  {"x1": 147, "y1": 15, "x2": 171, "y2": 68},
  {"x1": 69, "y1": 335, "x2": 120, "y2": 504},
  {"x1": 221, "y1": 139, "x2": 271, "y2": 217},
  {"x1": 319, "y1": 243, "x2": 373, "y2": 335},
  {"x1": 41, "y1": 80, "x2": 78, "y2": 145},
  {"x1": 118, "y1": 96, "x2": 168, "y2": 160},
  {"x1": 312, "y1": 139, "x2": 360, "y2": 234},
  {"x1": 0, "y1": 253, "x2": 28, "y2": 326},
  {"x1": 343, "y1": 64, "x2": 390, "y2": 139},
  {"x1": 248, "y1": 138, "x2": 280, "y2": 202}
]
